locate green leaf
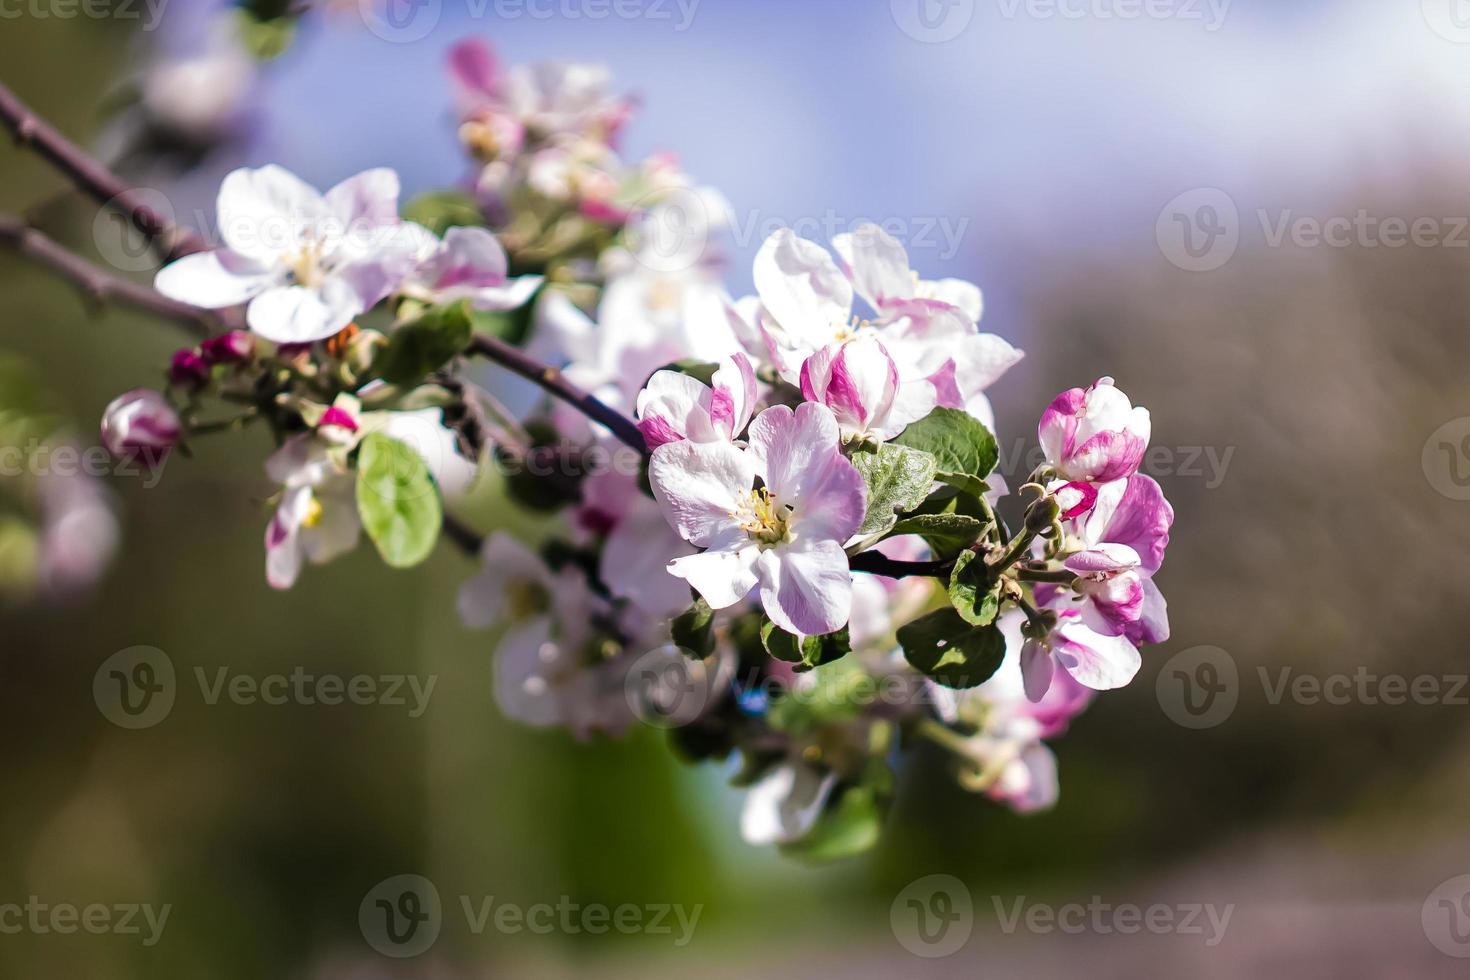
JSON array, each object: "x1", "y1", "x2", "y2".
[
  {"x1": 849, "y1": 443, "x2": 939, "y2": 536},
  {"x1": 469, "y1": 300, "x2": 539, "y2": 347},
  {"x1": 949, "y1": 550, "x2": 1002, "y2": 627},
  {"x1": 888, "y1": 513, "x2": 987, "y2": 557},
  {"x1": 893, "y1": 407, "x2": 999, "y2": 491},
  {"x1": 402, "y1": 190, "x2": 484, "y2": 236},
  {"x1": 782, "y1": 785, "x2": 884, "y2": 862},
  {"x1": 374, "y1": 301, "x2": 474, "y2": 385},
  {"x1": 671, "y1": 598, "x2": 716, "y2": 657},
  {"x1": 355, "y1": 433, "x2": 443, "y2": 569},
  {"x1": 761, "y1": 621, "x2": 851, "y2": 672},
  {"x1": 896, "y1": 608, "x2": 1006, "y2": 689}
]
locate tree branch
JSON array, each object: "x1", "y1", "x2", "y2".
[
  {"x1": 467, "y1": 333, "x2": 647, "y2": 454},
  {"x1": 0, "y1": 214, "x2": 215, "y2": 337},
  {"x1": 847, "y1": 551, "x2": 955, "y2": 580},
  {"x1": 0, "y1": 81, "x2": 205, "y2": 262}
]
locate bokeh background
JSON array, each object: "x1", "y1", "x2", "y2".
[{"x1": 3, "y1": 0, "x2": 1470, "y2": 976}]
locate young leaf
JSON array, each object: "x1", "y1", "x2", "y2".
[
  {"x1": 355, "y1": 433, "x2": 443, "y2": 569},
  {"x1": 892, "y1": 407, "x2": 999, "y2": 492},
  {"x1": 896, "y1": 608, "x2": 1006, "y2": 689},
  {"x1": 761, "y1": 621, "x2": 851, "y2": 672},
  {"x1": 374, "y1": 301, "x2": 474, "y2": 385},
  {"x1": 849, "y1": 443, "x2": 938, "y2": 536},
  {"x1": 402, "y1": 190, "x2": 484, "y2": 236},
  {"x1": 671, "y1": 598, "x2": 716, "y2": 657},
  {"x1": 949, "y1": 549, "x2": 1002, "y2": 627},
  {"x1": 887, "y1": 513, "x2": 987, "y2": 557}
]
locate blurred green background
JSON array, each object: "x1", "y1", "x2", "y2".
[{"x1": 4, "y1": 5, "x2": 1470, "y2": 977}]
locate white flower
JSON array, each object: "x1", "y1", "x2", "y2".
[{"x1": 155, "y1": 165, "x2": 419, "y2": 344}]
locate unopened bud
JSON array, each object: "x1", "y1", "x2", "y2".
[
  {"x1": 100, "y1": 389, "x2": 180, "y2": 466},
  {"x1": 1024, "y1": 493, "x2": 1061, "y2": 534},
  {"x1": 200, "y1": 330, "x2": 254, "y2": 365},
  {"x1": 168, "y1": 349, "x2": 210, "y2": 390}
]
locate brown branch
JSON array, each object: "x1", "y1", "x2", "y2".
[
  {"x1": 467, "y1": 333, "x2": 647, "y2": 454},
  {"x1": 0, "y1": 214, "x2": 215, "y2": 337},
  {"x1": 847, "y1": 552, "x2": 955, "y2": 580},
  {"x1": 0, "y1": 81, "x2": 205, "y2": 263}
]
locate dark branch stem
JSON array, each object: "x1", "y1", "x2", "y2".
[
  {"x1": 847, "y1": 551, "x2": 955, "y2": 580},
  {"x1": 0, "y1": 215, "x2": 214, "y2": 337},
  {"x1": 467, "y1": 333, "x2": 647, "y2": 454},
  {"x1": 0, "y1": 81, "x2": 205, "y2": 262}
]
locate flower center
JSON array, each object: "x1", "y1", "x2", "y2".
[
  {"x1": 288, "y1": 240, "x2": 328, "y2": 289},
  {"x1": 301, "y1": 496, "x2": 324, "y2": 529},
  {"x1": 833, "y1": 314, "x2": 870, "y2": 344},
  {"x1": 507, "y1": 579, "x2": 550, "y2": 621},
  {"x1": 735, "y1": 487, "x2": 794, "y2": 547}
]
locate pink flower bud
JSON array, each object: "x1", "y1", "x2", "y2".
[
  {"x1": 100, "y1": 389, "x2": 181, "y2": 465},
  {"x1": 799, "y1": 336, "x2": 934, "y2": 441},
  {"x1": 169, "y1": 349, "x2": 210, "y2": 389},
  {"x1": 200, "y1": 330, "x2": 254, "y2": 365},
  {"x1": 1037, "y1": 377, "x2": 1150, "y2": 483}
]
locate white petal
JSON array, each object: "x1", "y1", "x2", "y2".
[
  {"x1": 753, "y1": 229, "x2": 852, "y2": 343},
  {"x1": 1054, "y1": 623, "x2": 1142, "y2": 691},
  {"x1": 740, "y1": 761, "x2": 837, "y2": 846},
  {"x1": 1020, "y1": 639, "x2": 1055, "y2": 703},
  {"x1": 832, "y1": 224, "x2": 915, "y2": 311},
  {"x1": 756, "y1": 539, "x2": 853, "y2": 637},
  {"x1": 457, "y1": 533, "x2": 545, "y2": 629},
  {"x1": 602, "y1": 499, "x2": 698, "y2": 619},
  {"x1": 154, "y1": 250, "x2": 275, "y2": 309},
  {"x1": 217, "y1": 165, "x2": 328, "y2": 262},
  {"x1": 246, "y1": 283, "x2": 360, "y2": 344},
  {"x1": 746, "y1": 402, "x2": 840, "y2": 504},
  {"x1": 922, "y1": 277, "x2": 984, "y2": 322},
  {"x1": 468, "y1": 275, "x2": 544, "y2": 311},
  {"x1": 951, "y1": 333, "x2": 1024, "y2": 394},
  {"x1": 325, "y1": 167, "x2": 401, "y2": 228},
  {"x1": 648, "y1": 440, "x2": 753, "y2": 547},
  {"x1": 494, "y1": 618, "x2": 565, "y2": 727},
  {"x1": 667, "y1": 534, "x2": 760, "y2": 610}
]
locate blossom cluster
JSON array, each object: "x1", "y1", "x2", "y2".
[{"x1": 97, "y1": 41, "x2": 1177, "y2": 859}]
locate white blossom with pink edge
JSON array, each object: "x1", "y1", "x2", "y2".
[
  {"x1": 154, "y1": 165, "x2": 418, "y2": 344},
  {"x1": 635, "y1": 353, "x2": 757, "y2": 450},
  {"x1": 649, "y1": 402, "x2": 866, "y2": 637},
  {"x1": 748, "y1": 228, "x2": 1021, "y2": 429},
  {"x1": 1038, "y1": 376, "x2": 1152, "y2": 484},
  {"x1": 1062, "y1": 472, "x2": 1173, "y2": 646},
  {"x1": 396, "y1": 224, "x2": 543, "y2": 311},
  {"x1": 799, "y1": 334, "x2": 936, "y2": 442},
  {"x1": 262, "y1": 435, "x2": 361, "y2": 591}
]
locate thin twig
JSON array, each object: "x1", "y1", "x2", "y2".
[
  {"x1": 0, "y1": 214, "x2": 214, "y2": 337},
  {"x1": 0, "y1": 81, "x2": 205, "y2": 262},
  {"x1": 467, "y1": 333, "x2": 647, "y2": 453},
  {"x1": 847, "y1": 551, "x2": 956, "y2": 580}
]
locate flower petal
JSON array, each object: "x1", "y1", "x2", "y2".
[
  {"x1": 1053, "y1": 621, "x2": 1143, "y2": 691},
  {"x1": 667, "y1": 531, "x2": 760, "y2": 610},
  {"x1": 246, "y1": 283, "x2": 361, "y2": 344},
  {"x1": 756, "y1": 538, "x2": 853, "y2": 636},
  {"x1": 753, "y1": 229, "x2": 852, "y2": 343},
  {"x1": 154, "y1": 250, "x2": 276, "y2": 309},
  {"x1": 832, "y1": 223, "x2": 915, "y2": 311},
  {"x1": 648, "y1": 440, "x2": 753, "y2": 546},
  {"x1": 217, "y1": 165, "x2": 328, "y2": 262}
]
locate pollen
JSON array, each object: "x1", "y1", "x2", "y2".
[
  {"x1": 733, "y1": 487, "x2": 794, "y2": 546},
  {"x1": 301, "y1": 496, "x2": 325, "y2": 529}
]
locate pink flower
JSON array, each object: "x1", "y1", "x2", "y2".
[
  {"x1": 799, "y1": 335, "x2": 935, "y2": 442},
  {"x1": 1038, "y1": 377, "x2": 1151, "y2": 483},
  {"x1": 1019, "y1": 608, "x2": 1143, "y2": 702},
  {"x1": 398, "y1": 225, "x2": 543, "y2": 311},
  {"x1": 100, "y1": 389, "x2": 180, "y2": 464},
  {"x1": 635, "y1": 353, "x2": 757, "y2": 450},
  {"x1": 1064, "y1": 474, "x2": 1173, "y2": 645},
  {"x1": 648, "y1": 402, "x2": 866, "y2": 636}
]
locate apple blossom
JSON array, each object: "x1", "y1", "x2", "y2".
[
  {"x1": 154, "y1": 165, "x2": 417, "y2": 344},
  {"x1": 1038, "y1": 376, "x2": 1151, "y2": 484},
  {"x1": 649, "y1": 402, "x2": 866, "y2": 636},
  {"x1": 798, "y1": 334, "x2": 935, "y2": 442},
  {"x1": 397, "y1": 225, "x2": 543, "y2": 312},
  {"x1": 635, "y1": 353, "x2": 757, "y2": 450}
]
